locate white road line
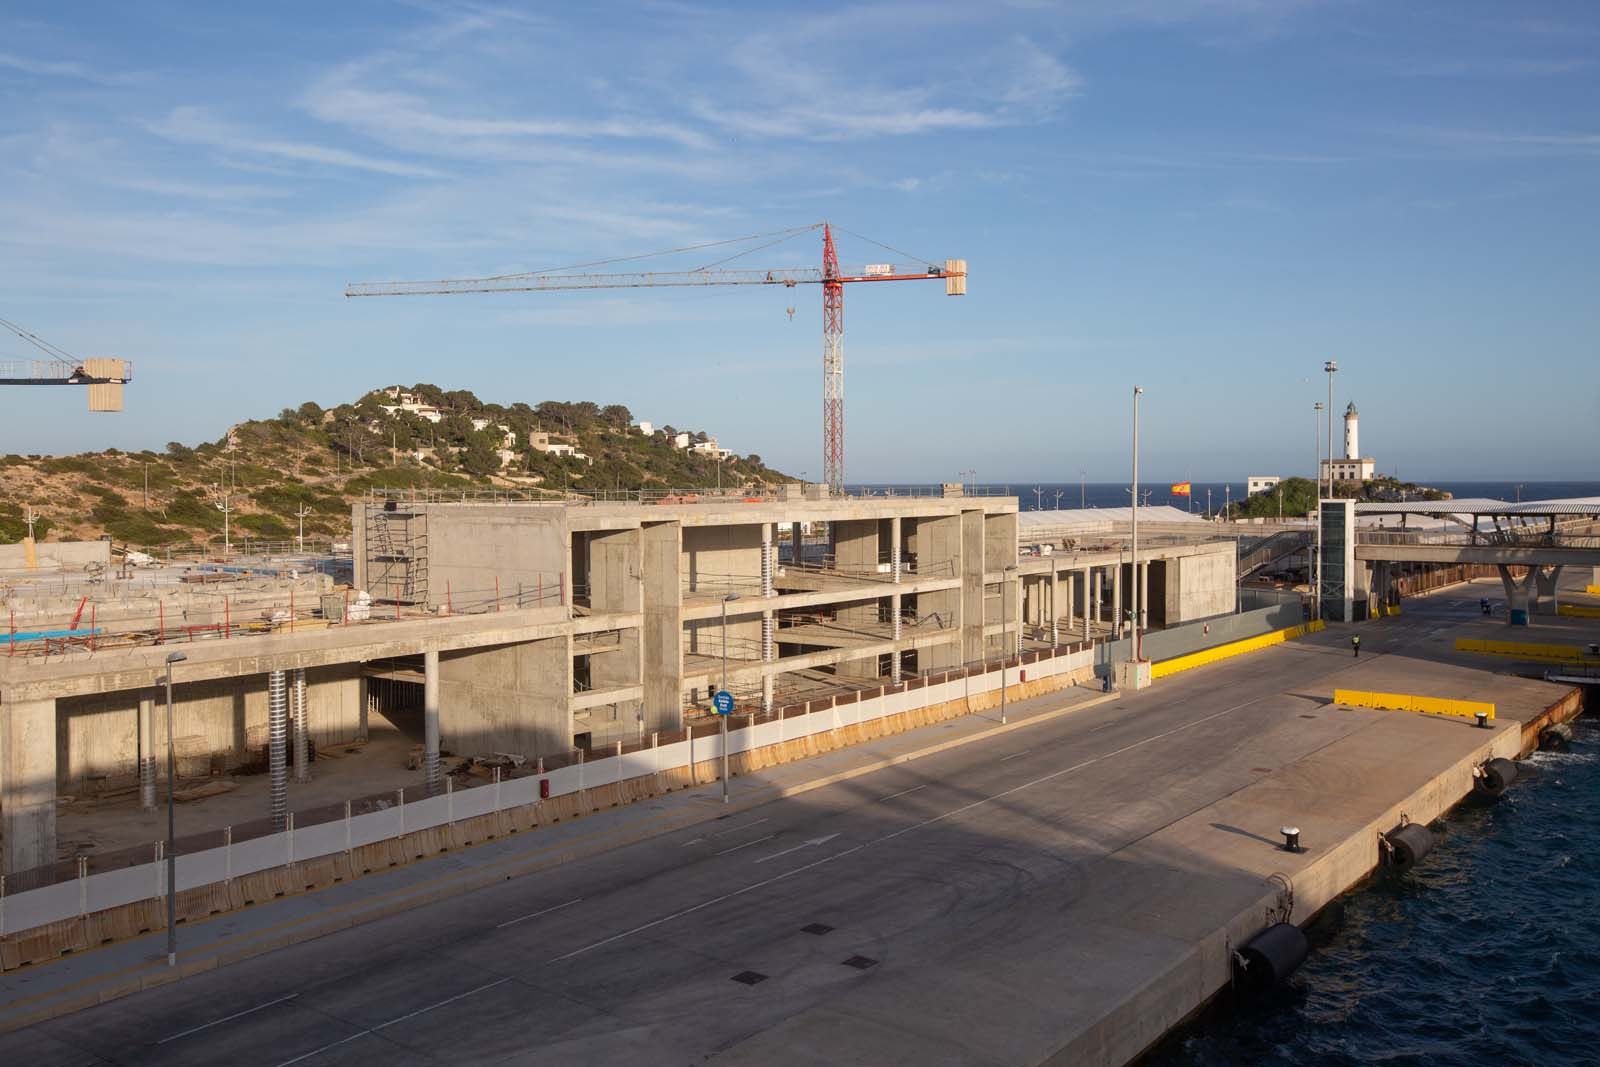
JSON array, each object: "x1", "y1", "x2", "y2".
[
  {"x1": 679, "y1": 837, "x2": 705, "y2": 847},
  {"x1": 547, "y1": 696, "x2": 1270, "y2": 967},
  {"x1": 495, "y1": 897, "x2": 584, "y2": 929},
  {"x1": 1000, "y1": 749, "x2": 1031, "y2": 761},
  {"x1": 711, "y1": 817, "x2": 770, "y2": 838},
  {"x1": 274, "y1": 977, "x2": 513, "y2": 1066},
  {"x1": 549, "y1": 847, "x2": 863, "y2": 963},
  {"x1": 158, "y1": 994, "x2": 301, "y2": 1044},
  {"x1": 753, "y1": 833, "x2": 839, "y2": 865},
  {"x1": 714, "y1": 833, "x2": 776, "y2": 856},
  {"x1": 877, "y1": 784, "x2": 926, "y2": 801},
  {"x1": 869, "y1": 695, "x2": 1273, "y2": 847}
]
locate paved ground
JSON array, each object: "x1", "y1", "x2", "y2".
[{"x1": 0, "y1": 582, "x2": 1581, "y2": 1066}]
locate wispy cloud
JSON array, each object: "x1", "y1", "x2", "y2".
[
  {"x1": 302, "y1": 78, "x2": 715, "y2": 151},
  {"x1": 0, "y1": 49, "x2": 136, "y2": 85},
  {"x1": 147, "y1": 106, "x2": 445, "y2": 178}
]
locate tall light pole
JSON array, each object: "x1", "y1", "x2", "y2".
[
  {"x1": 1000, "y1": 564, "x2": 1018, "y2": 724},
  {"x1": 1313, "y1": 401, "x2": 1324, "y2": 620},
  {"x1": 1079, "y1": 471, "x2": 1087, "y2": 510},
  {"x1": 294, "y1": 503, "x2": 312, "y2": 553},
  {"x1": 163, "y1": 650, "x2": 186, "y2": 967},
  {"x1": 213, "y1": 483, "x2": 232, "y2": 558},
  {"x1": 1131, "y1": 386, "x2": 1144, "y2": 664},
  {"x1": 1325, "y1": 360, "x2": 1338, "y2": 496},
  {"x1": 720, "y1": 592, "x2": 738, "y2": 804}
]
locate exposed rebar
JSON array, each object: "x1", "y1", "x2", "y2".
[
  {"x1": 267, "y1": 669, "x2": 288, "y2": 831},
  {"x1": 292, "y1": 668, "x2": 310, "y2": 783}
]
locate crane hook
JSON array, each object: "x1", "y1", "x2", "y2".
[{"x1": 785, "y1": 306, "x2": 795, "y2": 321}]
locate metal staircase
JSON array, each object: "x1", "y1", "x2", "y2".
[{"x1": 365, "y1": 504, "x2": 429, "y2": 609}]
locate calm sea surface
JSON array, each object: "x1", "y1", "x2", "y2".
[
  {"x1": 1146, "y1": 717, "x2": 1600, "y2": 1066},
  {"x1": 850, "y1": 482, "x2": 1600, "y2": 512}
]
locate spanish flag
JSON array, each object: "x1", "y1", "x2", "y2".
[{"x1": 1170, "y1": 482, "x2": 1192, "y2": 497}]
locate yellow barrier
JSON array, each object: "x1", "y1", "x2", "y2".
[
  {"x1": 1455, "y1": 637, "x2": 1599, "y2": 663},
  {"x1": 1587, "y1": 585, "x2": 1600, "y2": 595},
  {"x1": 1333, "y1": 688, "x2": 1494, "y2": 722},
  {"x1": 1152, "y1": 620, "x2": 1325, "y2": 679},
  {"x1": 1558, "y1": 604, "x2": 1600, "y2": 618}
]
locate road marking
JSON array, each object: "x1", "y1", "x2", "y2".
[
  {"x1": 495, "y1": 897, "x2": 584, "y2": 929},
  {"x1": 550, "y1": 848, "x2": 864, "y2": 963},
  {"x1": 274, "y1": 977, "x2": 513, "y2": 1065},
  {"x1": 870, "y1": 695, "x2": 1275, "y2": 848},
  {"x1": 679, "y1": 837, "x2": 705, "y2": 847},
  {"x1": 754, "y1": 833, "x2": 840, "y2": 865},
  {"x1": 1000, "y1": 749, "x2": 1031, "y2": 761},
  {"x1": 712, "y1": 817, "x2": 770, "y2": 838},
  {"x1": 714, "y1": 833, "x2": 776, "y2": 856},
  {"x1": 547, "y1": 696, "x2": 1267, "y2": 966},
  {"x1": 877, "y1": 784, "x2": 926, "y2": 801},
  {"x1": 158, "y1": 993, "x2": 300, "y2": 1044}
]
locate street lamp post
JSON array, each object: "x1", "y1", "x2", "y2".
[
  {"x1": 720, "y1": 592, "x2": 739, "y2": 804},
  {"x1": 163, "y1": 650, "x2": 186, "y2": 967},
  {"x1": 1000, "y1": 564, "x2": 1018, "y2": 724},
  {"x1": 1325, "y1": 360, "x2": 1338, "y2": 489},
  {"x1": 1313, "y1": 401, "x2": 1324, "y2": 621},
  {"x1": 1131, "y1": 386, "x2": 1144, "y2": 665}
]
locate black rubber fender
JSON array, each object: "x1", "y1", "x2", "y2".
[
  {"x1": 1540, "y1": 723, "x2": 1574, "y2": 752},
  {"x1": 1236, "y1": 922, "x2": 1309, "y2": 993},
  {"x1": 1477, "y1": 757, "x2": 1519, "y2": 798},
  {"x1": 1384, "y1": 822, "x2": 1437, "y2": 873}
]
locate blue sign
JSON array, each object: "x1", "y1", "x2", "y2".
[{"x1": 713, "y1": 690, "x2": 735, "y2": 716}]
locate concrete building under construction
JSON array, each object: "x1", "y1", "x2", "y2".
[{"x1": 0, "y1": 489, "x2": 1236, "y2": 877}]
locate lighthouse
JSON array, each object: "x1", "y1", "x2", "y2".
[{"x1": 1323, "y1": 401, "x2": 1376, "y2": 484}]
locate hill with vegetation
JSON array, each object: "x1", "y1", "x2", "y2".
[
  {"x1": 0, "y1": 385, "x2": 793, "y2": 549},
  {"x1": 1224, "y1": 475, "x2": 1448, "y2": 520}
]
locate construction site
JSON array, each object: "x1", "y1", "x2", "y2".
[{"x1": 0, "y1": 482, "x2": 1250, "y2": 890}]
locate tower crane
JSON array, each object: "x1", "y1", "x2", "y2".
[
  {"x1": 345, "y1": 223, "x2": 966, "y2": 492},
  {"x1": 0, "y1": 317, "x2": 132, "y2": 411}
]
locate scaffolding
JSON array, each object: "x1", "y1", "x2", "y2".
[{"x1": 365, "y1": 503, "x2": 429, "y2": 609}]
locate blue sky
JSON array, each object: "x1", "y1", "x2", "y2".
[{"x1": 1, "y1": 0, "x2": 1596, "y2": 482}]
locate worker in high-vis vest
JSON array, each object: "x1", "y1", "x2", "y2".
[{"x1": 1351, "y1": 634, "x2": 1361, "y2": 658}]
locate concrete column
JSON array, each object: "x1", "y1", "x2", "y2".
[
  {"x1": 642, "y1": 521, "x2": 685, "y2": 729},
  {"x1": 423, "y1": 649, "x2": 441, "y2": 794},
  {"x1": 1081, "y1": 567, "x2": 1092, "y2": 641},
  {"x1": 962, "y1": 510, "x2": 985, "y2": 664},
  {"x1": 790, "y1": 522, "x2": 803, "y2": 565},
  {"x1": 1113, "y1": 566, "x2": 1126, "y2": 633},
  {"x1": 292, "y1": 668, "x2": 310, "y2": 783},
  {"x1": 917, "y1": 513, "x2": 963, "y2": 670},
  {"x1": 1139, "y1": 562, "x2": 1150, "y2": 630},
  {"x1": 1092, "y1": 569, "x2": 1102, "y2": 625},
  {"x1": 268, "y1": 670, "x2": 288, "y2": 831},
  {"x1": 2, "y1": 697, "x2": 57, "y2": 875},
  {"x1": 1533, "y1": 565, "x2": 1563, "y2": 615},
  {"x1": 357, "y1": 674, "x2": 370, "y2": 742},
  {"x1": 138, "y1": 693, "x2": 157, "y2": 810},
  {"x1": 1050, "y1": 570, "x2": 1060, "y2": 647},
  {"x1": 762, "y1": 523, "x2": 775, "y2": 713},
  {"x1": 1497, "y1": 565, "x2": 1537, "y2": 625}
]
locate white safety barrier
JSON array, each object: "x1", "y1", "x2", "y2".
[{"x1": 0, "y1": 647, "x2": 1091, "y2": 938}]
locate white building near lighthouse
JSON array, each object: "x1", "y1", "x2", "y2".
[{"x1": 1322, "y1": 401, "x2": 1376, "y2": 483}]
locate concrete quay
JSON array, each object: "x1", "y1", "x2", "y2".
[{"x1": 0, "y1": 582, "x2": 1582, "y2": 1065}]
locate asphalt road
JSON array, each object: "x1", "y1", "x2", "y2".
[{"x1": 0, "y1": 587, "x2": 1542, "y2": 1065}]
